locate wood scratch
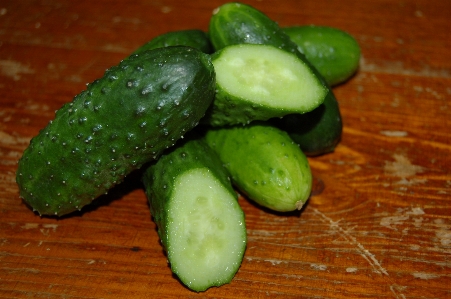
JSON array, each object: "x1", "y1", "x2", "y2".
[
  {"x1": 390, "y1": 285, "x2": 407, "y2": 299},
  {"x1": 311, "y1": 209, "x2": 411, "y2": 298},
  {"x1": 312, "y1": 208, "x2": 389, "y2": 276}
]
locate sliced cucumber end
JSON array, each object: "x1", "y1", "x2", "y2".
[
  {"x1": 212, "y1": 44, "x2": 326, "y2": 113},
  {"x1": 167, "y1": 168, "x2": 246, "y2": 291}
]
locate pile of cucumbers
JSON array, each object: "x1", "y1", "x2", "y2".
[{"x1": 16, "y1": 2, "x2": 360, "y2": 292}]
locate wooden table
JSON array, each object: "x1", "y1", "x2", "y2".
[{"x1": 1, "y1": 0, "x2": 450, "y2": 298}]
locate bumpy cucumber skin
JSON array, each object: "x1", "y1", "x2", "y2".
[
  {"x1": 284, "y1": 25, "x2": 361, "y2": 86},
  {"x1": 204, "y1": 123, "x2": 312, "y2": 212},
  {"x1": 131, "y1": 29, "x2": 213, "y2": 55},
  {"x1": 206, "y1": 2, "x2": 330, "y2": 126},
  {"x1": 142, "y1": 138, "x2": 246, "y2": 291},
  {"x1": 272, "y1": 90, "x2": 343, "y2": 156},
  {"x1": 16, "y1": 46, "x2": 216, "y2": 216}
]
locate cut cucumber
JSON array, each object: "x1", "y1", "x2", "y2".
[
  {"x1": 203, "y1": 44, "x2": 327, "y2": 126},
  {"x1": 142, "y1": 138, "x2": 246, "y2": 292}
]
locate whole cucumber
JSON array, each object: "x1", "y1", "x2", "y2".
[
  {"x1": 16, "y1": 46, "x2": 216, "y2": 216},
  {"x1": 131, "y1": 29, "x2": 213, "y2": 55},
  {"x1": 284, "y1": 25, "x2": 360, "y2": 86},
  {"x1": 204, "y1": 123, "x2": 312, "y2": 212},
  {"x1": 271, "y1": 89, "x2": 343, "y2": 156},
  {"x1": 143, "y1": 137, "x2": 246, "y2": 292}
]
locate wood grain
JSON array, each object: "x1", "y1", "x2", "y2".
[{"x1": 1, "y1": 0, "x2": 450, "y2": 298}]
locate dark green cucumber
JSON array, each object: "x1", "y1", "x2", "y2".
[
  {"x1": 142, "y1": 138, "x2": 246, "y2": 292},
  {"x1": 131, "y1": 29, "x2": 213, "y2": 55},
  {"x1": 205, "y1": 2, "x2": 328, "y2": 126},
  {"x1": 16, "y1": 46, "x2": 216, "y2": 216},
  {"x1": 204, "y1": 122, "x2": 312, "y2": 212},
  {"x1": 204, "y1": 43, "x2": 327, "y2": 126},
  {"x1": 283, "y1": 25, "x2": 361, "y2": 86},
  {"x1": 271, "y1": 90, "x2": 343, "y2": 156}
]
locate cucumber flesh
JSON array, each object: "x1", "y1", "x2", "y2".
[
  {"x1": 169, "y1": 168, "x2": 245, "y2": 291},
  {"x1": 215, "y1": 44, "x2": 325, "y2": 111},
  {"x1": 204, "y1": 44, "x2": 327, "y2": 126}
]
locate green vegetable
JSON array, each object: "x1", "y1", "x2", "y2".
[
  {"x1": 205, "y1": 2, "x2": 328, "y2": 126},
  {"x1": 16, "y1": 46, "x2": 216, "y2": 216},
  {"x1": 131, "y1": 29, "x2": 213, "y2": 55},
  {"x1": 203, "y1": 43, "x2": 327, "y2": 126},
  {"x1": 142, "y1": 137, "x2": 246, "y2": 292},
  {"x1": 284, "y1": 25, "x2": 360, "y2": 86},
  {"x1": 271, "y1": 90, "x2": 343, "y2": 156},
  {"x1": 203, "y1": 122, "x2": 312, "y2": 212}
]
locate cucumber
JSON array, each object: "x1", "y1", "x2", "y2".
[
  {"x1": 203, "y1": 122, "x2": 312, "y2": 212},
  {"x1": 271, "y1": 89, "x2": 343, "y2": 156},
  {"x1": 283, "y1": 25, "x2": 361, "y2": 86},
  {"x1": 131, "y1": 29, "x2": 213, "y2": 55},
  {"x1": 142, "y1": 137, "x2": 246, "y2": 292},
  {"x1": 16, "y1": 46, "x2": 216, "y2": 216},
  {"x1": 202, "y1": 43, "x2": 327, "y2": 126},
  {"x1": 205, "y1": 2, "x2": 328, "y2": 126}
]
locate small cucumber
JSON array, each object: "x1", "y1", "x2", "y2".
[
  {"x1": 142, "y1": 138, "x2": 246, "y2": 292},
  {"x1": 16, "y1": 46, "x2": 216, "y2": 216},
  {"x1": 271, "y1": 89, "x2": 343, "y2": 156},
  {"x1": 131, "y1": 29, "x2": 213, "y2": 55},
  {"x1": 205, "y1": 2, "x2": 329, "y2": 126},
  {"x1": 283, "y1": 25, "x2": 361, "y2": 86},
  {"x1": 203, "y1": 123, "x2": 312, "y2": 212},
  {"x1": 203, "y1": 43, "x2": 327, "y2": 126}
]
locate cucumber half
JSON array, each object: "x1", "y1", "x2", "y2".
[
  {"x1": 143, "y1": 138, "x2": 246, "y2": 292},
  {"x1": 203, "y1": 44, "x2": 327, "y2": 126}
]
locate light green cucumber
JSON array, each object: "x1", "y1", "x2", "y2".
[
  {"x1": 283, "y1": 25, "x2": 361, "y2": 86},
  {"x1": 131, "y1": 29, "x2": 213, "y2": 55},
  {"x1": 203, "y1": 43, "x2": 327, "y2": 126},
  {"x1": 16, "y1": 46, "x2": 216, "y2": 216},
  {"x1": 142, "y1": 138, "x2": 246, "y2": 292},
  {"x1": 203, "y1": 123, "x2": 312, "y2": 212}
]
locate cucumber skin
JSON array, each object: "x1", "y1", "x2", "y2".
[
  {"x1": 272, "y1": 89, "x2": 343, "y2": 156},
  {"x1": 142, "y1": 137, "x2": 245, "y2": 291},
  {"x1": 203, "y1": 123, "x2": 313, "y2": 212},
  {"x1": 206, "y1": 2, "x2": 330, "y2": 125},
  {"x1": 131, "y1": 29, "x2": 213, "y2": 55},
  {"x1": 284, "y1": 25, "x2": 361, "y2": 86},
  {"x1": 16, "y1": 46, "x2": 216, "y2": 216}
]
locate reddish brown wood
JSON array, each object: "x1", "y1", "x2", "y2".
[{"x1": 1, "y1": 0, "x2": 450, "y2": 298}]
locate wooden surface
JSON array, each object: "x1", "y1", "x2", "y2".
[{"x1": 1, "y1": 0, "x2": 450, "y2": 298}]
